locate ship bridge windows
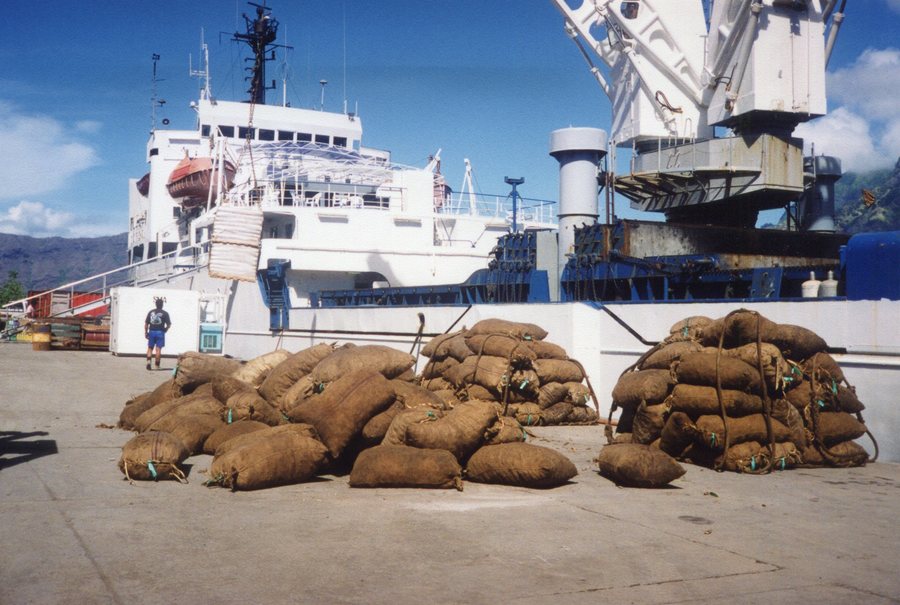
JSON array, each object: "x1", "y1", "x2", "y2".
[
  {"x1": 298, "y1": 132, "x2": 312, "y2": 143},
  {"x1": 334, "y1": 136, "x2": 347, "y2": 148},
  {"x1": 219, "y1": 125, "x2": 235, "y2": 137},
  {"x1": 263, "y1": 215, "x2": 296, "y2": 240},
  {"x1": 259, "y1": 128, "x2": 275, "y2": 141},
  {"x1": 238, "y1": 126, "x2": 256, "y2": 139},
  {"x1": 315, "y1": 134, "x2": 330, "y2": 145},
  {"x1": 278, "y1": 130, "x2": 294, "y2": 141},
  {"x1": 201, "y1": 124, "x2": 211, "y2": 137}
]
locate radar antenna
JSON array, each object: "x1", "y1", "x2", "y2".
[{"x1": 232, "y1": 2, "x2": 292, "y2": 105}]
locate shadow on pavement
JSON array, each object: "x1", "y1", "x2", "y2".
[{"x1": 0, "y1": 431, "x2": 59, "y2": 471}]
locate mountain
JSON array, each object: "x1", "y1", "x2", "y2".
[
  {"x1": 0, "y1": 232, "x2": 127, "y2": 292},
  {"x1": 834, "y1": 158, "x2": 900, "y2": 234}
]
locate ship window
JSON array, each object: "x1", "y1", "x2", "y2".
[
  {"x1": 259, "y1": 128, "x2": 275, "y2": 141},
  {"x1": 219, "y1": 125, "x2": 235, "y2": 137},
  {"x1": 315, "y1": 134, "x2": 330, "y2": 145},
  {"x1": 334, "y1": 136, "x2": 347, "y2": 147},
  {"x1": 132, "y1": 245, "x2": 143, "y2": 262},
  {"x1": 149, "y1": 148, "x2": 159, "y2": 157},
  {"x1": 147, "y1": 242, "x2": 158, "y2": 259},
  {"x1": 238, "y1": 126, "x2": 256, "y2": 139},
  {"x1": 162, "y1": 242, "x2": 177, "y2": 255},
  {"x1": 278, "y1": 130, "x2": 294, "y2": 141},
  {"x1": 201, "y1": 124, "x2": 211, "y2": 137},
  {"x1": 620, "y1": 1, "x2": 639, "y2": 18},
  {"x1": 297, "y1": 132, "x2": 312, "y2": 142}
]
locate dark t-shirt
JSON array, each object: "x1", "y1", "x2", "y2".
[{"x1": 145, "y1": 309, "x2": 171, "y2": 332}]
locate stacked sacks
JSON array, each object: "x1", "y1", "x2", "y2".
[
  {"x1": 607, "y1": 309, "x2": 876, "y2": 475},
  {"x1": 418, "y1": 319, "x2": 599, "y2": 427},
  {"x1": 117, "y1": 341, "x2": 581, "y2": 491}
]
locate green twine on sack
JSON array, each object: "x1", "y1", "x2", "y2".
[
  {"x1": 524, "y1": 335, "x2": 533, "y2": 341},
  {"x1": 750, "y1": 456, "x2": 757, "y2": 471},
  {"x1": 171, "y1": 365, "x2": 178, "y2": 377},
  {"x1": 526, "y1": 414, "x2": 534, "y2": 426},
  {"x1": 227, "y1": 408, "x2": 233, "y2": 424},
  {"x1": 147, "y1": 460, "x2": 158, "y2": 479},
  {"x1": 518, "y1": 379, "x2": 529, "y2": 390},
  {"x1": 709, "y1": 432, "x2": 718, "y2": 447},
  {"x1": 281, "y1": 412, "x2": 290, "y2": 422},
  {"x1": 831, "y1": 379, "x2": 838, "y2": 395},
  {"x1": 817, "y1": 399, "x2": 826, "y2": 409},
  {"x1": 316, "y1": 382, "x2": 325, "y2": 394},
  {"x1": 426, "y1": 410, "x2": 436, "y2": 419},
  {"x1": 779, "y1": 457, "x2": 786, "y2": 470}
]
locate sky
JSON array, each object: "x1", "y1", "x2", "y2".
[{"x1": 0, "y1": 0, "x2": 899, "y2": 238}]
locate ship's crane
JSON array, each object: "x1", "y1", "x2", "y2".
[{"x1": 553, "y1": 0, "x2": 847, "y2": 230}]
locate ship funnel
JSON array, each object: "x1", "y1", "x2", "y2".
[
  {"x1": 549, "y1": 127, "x2": 607, "y2": 279},
  {"x1": 798, "y1": 155, "x2": 841, "y2": 232}
]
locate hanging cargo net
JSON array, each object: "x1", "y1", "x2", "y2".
[{"x1": 208, "y1": 206, "x2": 264, "y2": 282}]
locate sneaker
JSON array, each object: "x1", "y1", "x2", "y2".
[
  {"x1": 146, "y1": 360, "x2": 152, "y2": 371},
  {"x1": 155, "y1": 361, "x2": 161, "y2": 369}
]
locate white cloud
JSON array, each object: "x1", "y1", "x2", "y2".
[
  {"x1": 887, "y1": 0, "x2": 900, "y2": 14},
  {"x1": 794, "y1": 107, "x2": 892, "y2": 172},
  {"x1": 75, "y1": 120, "x2": 102, "y2": 134},
  {"x1": 828, "y1": 48, "x2": 900, "y2": 120},
  {"x1": 0, "y1": 201, "x2": 74, "y2": 237},
  {"x1": 0, "y1": 101, "x2": 100, "y2": 200}
]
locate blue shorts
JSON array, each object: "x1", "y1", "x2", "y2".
[{"x1": 147, "y1": 330, "x2": 166, "y2": 349}]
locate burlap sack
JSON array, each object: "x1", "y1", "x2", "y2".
[
  {"x1": 722, "y1": 343, "x2": 790, "y2": 391},
  {"x1": 632, "y1": 402, "x2": 669, "y2": 445},
  {"x1": 133, "y1": 389, "x2": 222, "y2": 433},
  {"x1": 537, "y1": 382, "x2": 569, "y2": 409},
  {"x1": 421, "y1": 356, "x2": 460, "y2": 380},
  {"x1": 466, "y1": 443, "x2": 577, "y2": 488},
  {"x1": 659, "y1": 411, "x2": 698, "y2": 457},
  {"x1": 802, "y1": 440, "x2": 869, "y2": 467},
  {"x1": 532, "y1": 359, "x2": 584, "y2": 384},
  {"x1": 287, "y1": 369, "x2": 396, "y2": 459},
  {"x1": 801, "y1": 352, "x2": 845, "y2": 383},
  {"x1": 118, "y1": 431, "x2": 189, "y2": 482},
  {"x1": 207, "y1": 431, "x2": 329, "y2": 490},
  {"x1": 444, "y1": 355, "x2": 511, "y2": 391},
  {"x1": 484, "y1": 415, "x2": 527, "y2": 445},
  {"x1": 669, "y1": 316, "x2": 713, "y2": 341},
  {"x1": 307, "y1": 345, "x2": 415, "y2": 385},
  {"x1": 611, "y1": 369, "x2": 672, "y2": 409},
  {"x1": 702, "y1": 441, "x2": 803, "y2": 473},
  {"x1": 565, "y1": 382, "x2": 591, "y2": 406},
  {"x1": 771, "y1": 398, "x2": 807, "y2": 448},
  {"x1": 693, "y1": 414, "x2": 791, "y2": 450},
  {"x1": 528, "y1": 340, "x2": 568, "y2": 360},
  {"x1": 640, "y1": 340, "x2": 704, "y2": 370},
  {"x1": 422, "y1": 376, "x2": 453, "y2": 392},
  {"x1": 231, "y1": 349, "x2": 293, "y2": 386},
  {"x1": 508, "y1": 403, "x2": 543, "y2": 427},
  {"x1": 700, "y1": 311, "x2": 778, "y2": 348},
  {"x1": 667, "y1": 384, "x2": 764, "y2": 417},
  {"x1": 361, "y1": 401, "x2": 405, "y2": 443},
  {"x1": 431, "y1": 389, "x2": 461, "y2": 408},
  {"x1": 382, "y1": 407, "x2": 445, "y2": 446},
  {"x1": 834, "y1": 385, "x2": 865, "y2": 413},
  {"x1": 278, "y1": 375, "x2": 318, "y2": 413},
  {"x1": 224, "y1": 391, "x2": 284, "y2": 426},
  {"x1": 541, "y1": 401, "x2": 574, "y2": 425},
  {"x1": 349, "y1": 445, "x2": 463, "y2": 490},
  {"x1": 258, "y1": 343, "x2": 335, "y2": 407},
  {"x1": 421, "y1": 330, "x2": 467, "y2": 360},
  {"x1": 149, "y1": 413, "x2": 225, "y2": 455},
  {"x1": 203, "y1": 420, "x2": 269, "y2": 455},
  {"x1": 211, "y1": 375, "x2": 254, "y2": 404},
  {"x1": 405, "y1": 400, "x2": 499, "y2": 462},
  {"x1": 392, "y1": 380, "x2": 447, "y2": 410},
  {"x1": 674, "y1": 352, "x2": 761, "y2": 393},
  {"x1": 466, "y1": 319, "x2": 548, "y2": 341},
  {"x1": 118, "y1": 392, "x2": 155, "y2": 431},
  {"x1": 566, "y1": 406, "x2": 599, "y2": 424},
  {"x1": 596, "y1": 443, "x2": 685, "y2": 488},
  {"x1": 464, "y1": 334, "x2": 537, "y2": 365},
  {"x1": 174, "y1": 352, "x2": 242, "y2": 391},
  {"x1": 813, "y1": 412, "x2": 867, "y2": 446},
  {"x1": 214, "y1": 423, "x2": 320, "y2": 458}
]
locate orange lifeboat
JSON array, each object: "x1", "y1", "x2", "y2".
[{"x1": 166, "y1": 156, "x2": 236, "y2": 208}]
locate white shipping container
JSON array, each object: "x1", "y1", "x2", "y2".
[{"x1": 109, "y1": 287, "x2": 200, "y2": 356}]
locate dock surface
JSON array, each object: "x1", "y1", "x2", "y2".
[{"x1": 1, "y1": 345, "x2": 898, "y2": 604}]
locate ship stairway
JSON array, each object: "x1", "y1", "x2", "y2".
[
  {"x1": 1, "y1": 245, "x2": 207, "y2": 338},
  {"x1": 257, "y1": 259, "x2": 291, "y2": 331}
]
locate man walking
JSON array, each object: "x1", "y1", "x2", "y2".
[{"x1": 144, "y1": 298, "x2": 172, "y2": 370}]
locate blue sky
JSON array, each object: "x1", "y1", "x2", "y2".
[{"x1": 1, "y1": 0, "x2": 898, "y2": 238}]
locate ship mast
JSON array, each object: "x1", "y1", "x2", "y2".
[{"x1": 232, "y1": 3, "x2": 283, "y2": 105}]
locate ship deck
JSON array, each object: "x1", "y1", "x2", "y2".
[{"x1": 1, "y1": 345, "x2": 898, "y2": 604}]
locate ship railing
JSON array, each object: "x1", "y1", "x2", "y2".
[
  {"x1": 437, "y1": 192, "x2": 558, "y2": 225},
  {"x1": 0, "y1": 245, "x2": 206, "y2": 332}
]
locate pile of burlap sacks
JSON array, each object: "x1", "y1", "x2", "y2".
[
  {"x1": 117, "y1": 320, "x2": 581, "y2": 491},
  {"x1": 602, "y1": 309, "x2": 876, "y2": 477},
  {"x1": 417, "y1": 319, "x2": 599, "y2": 427}
]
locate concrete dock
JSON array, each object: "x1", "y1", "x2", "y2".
[{"x1": 1, "y1": 344, "x2": 898, "y2": 604}]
